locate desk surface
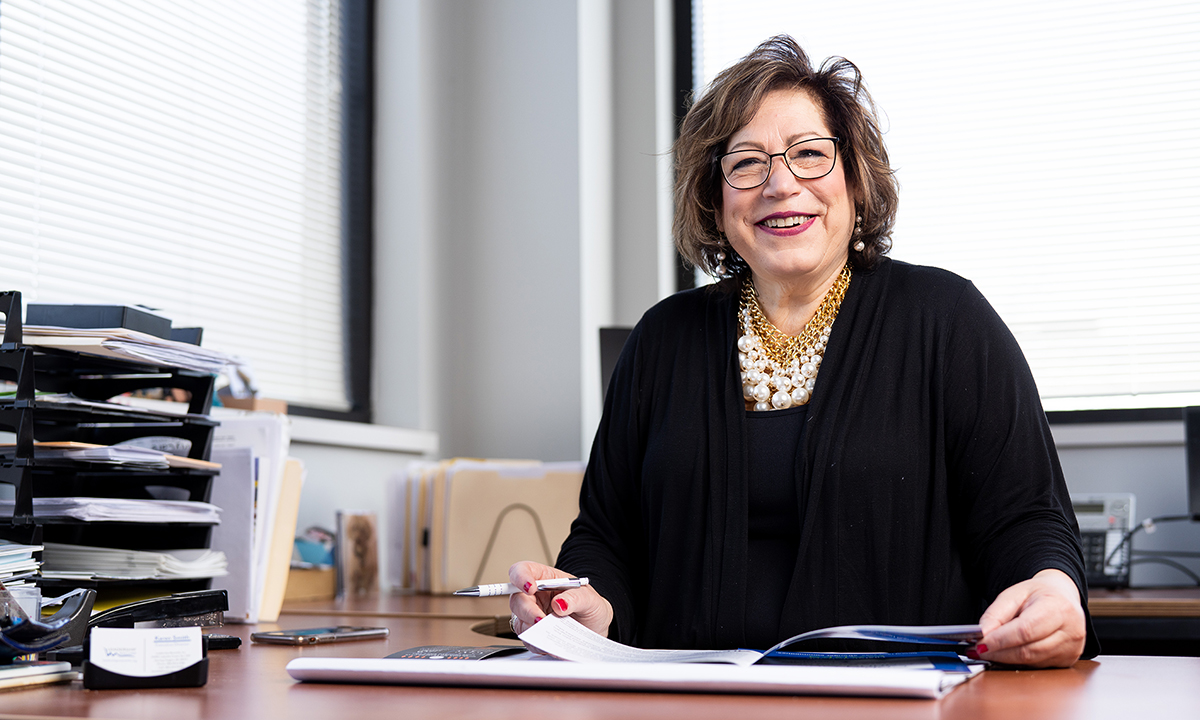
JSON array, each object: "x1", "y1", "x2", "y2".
[
  {"x1": 2, "y1": 595, "x2": 1198, "y2": 720},
  {"x1": 1088, "y1": 587, "x2": 1200, "y2": 617}
]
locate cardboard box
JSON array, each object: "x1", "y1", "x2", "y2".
[
  {"x1": 283, "y1": 567, "x2": 336, "y2": 603},
  {"x1": 219, "y1": 396, "x2": 288, "y2": 414}
]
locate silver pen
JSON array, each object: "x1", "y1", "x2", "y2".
[{"x1": 453, "y1": 577, "x2": 590, "y2": 597}]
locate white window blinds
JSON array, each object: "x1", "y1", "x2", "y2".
[
  {"x1": 0, "y1": 0, "x2": 348, "y2": 411},
  {"x1": 695, "y1": 0, "x2": 1200, "y2": 412}
]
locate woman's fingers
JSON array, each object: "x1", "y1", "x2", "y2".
[
  {"x1": 508, "y1": 560, "x2": 569, "y2": 593},
  {"x1": 506, "y1": 560, "x2": 612, "y2": 638},
  {"x1": 980, "y1": 628, "x2": 1081, "y2": 667},
  {"x1": 977, "y1": 569, "x2": 1085, "y2": 668},
  {"x1": 546, "y1": 586, "x2": 613, "y2": 637},
  {"x1": 508, "y1": 560, "x2": 583, "y2": 635}
]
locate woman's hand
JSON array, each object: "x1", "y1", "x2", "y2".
[
  {"x1": 975, "y1": 568, "x2": 1087, "y2": 667},
  {"x1": 508, "y1": 561, "x2": 613, "y2": 638}
]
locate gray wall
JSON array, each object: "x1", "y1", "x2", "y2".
[{"x1": 1055, "y1": 423, "x2": 1200, "y2": 587}]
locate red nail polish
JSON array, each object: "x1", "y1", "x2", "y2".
[
  {"x1": 534, "y1": 616, "x2": 542, "y2": 623},
  {"x1": 976, "y1": 644, "x2": 989, "y2": 654},
  {"x1": 523, "y1": 582, "x2": 532, "y2": 592},
  {"x1": 965, "y1": 649, "x2": 980, "y2": 660},
  {"x1": 555, "y1": 598, "x2": 568, "y2": 612}
]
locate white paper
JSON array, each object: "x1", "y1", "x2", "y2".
[
  {"x1": 209, "y1": 411, "x2": 290, "y2": 622},
  {"x1": 520, "y1": 616, "x2": 762, "y2": 665},
  {"x1": 0, "y1": 497, "x2": 220, "y2": 523},
  {"x1": 208, "y1": 446, "x2": 257, "y2": 622},
  {"x1": 13, "y1": 325, "x2": 233, "y2": 374},
  {"x1": 41, "y1": 543, "x2": 227, "y2": 580},
  {"x1": 520, "y1": 616, "x2": 983, "y2": 667},
  {"x1": 90, "y1": 627, "x2": 202, "y2": 678}
]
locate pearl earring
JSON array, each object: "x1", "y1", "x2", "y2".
[
  {"x1": 852, "y1": 214, "x2": 865, "y2": 253},
  {"x1": 715, "y1": 249, "x2": 727, "y2": 277}
]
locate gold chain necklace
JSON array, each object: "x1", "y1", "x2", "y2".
[{"x1": 737, "y1": 265, "x2": 852, "y2": 410}]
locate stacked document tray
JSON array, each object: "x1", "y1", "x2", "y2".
[{"x1": 0, "y1": 291, "x2": 225, "y2": 595}]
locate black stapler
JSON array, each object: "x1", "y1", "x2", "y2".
[
  {"x1": 45, "y1": 589, "x2": 237, "y2": 664},
  {"x1": 87, "y1": 589, "x2": 229, "y2": 629}
]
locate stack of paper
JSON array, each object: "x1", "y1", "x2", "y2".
[
  {"x1": 26, "y1": 442, "x2": 169, "y2": 469},
  {"x1": 0, "y1": 442, "x2": 221, "y2": 471},
  {"x1": 28, "y1": 393, "x2": 197, "y2": 421},
  {"x1": 388, "y1": 459, "x2": 585, "y2": 594},
  {"x1": 0, "y1": 661, "x2": 76, "y2": 692},
  {"x1": 0, "y1": 497, "x2": 221, "y2": 523},
  {"x1": 1, "y1": 324, "x2": 234, "y2": 373},
  {"x1": 0, "y1": 542, "x2": 42, "y2": 587},
  {"x1": 207, "y1": 409, "x2": 302, "y2": 623},
  {"x1": 41, "y1": 542, "x2": 227, "y2": 580}
]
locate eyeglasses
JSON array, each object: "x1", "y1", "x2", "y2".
[{"x1": 717, "y1": 137, "x2": 839, "y2": 190}]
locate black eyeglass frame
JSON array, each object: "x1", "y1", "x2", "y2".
[{"x1": 716, "y1": 136, "x2": 841, "y2": 190}]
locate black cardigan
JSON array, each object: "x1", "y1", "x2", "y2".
[{"x1": 556, "y1": 257, "x2": 1098, "y2": 656}]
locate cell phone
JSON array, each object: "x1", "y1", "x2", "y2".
[{"x1": 250, "y1": 626, "x2": 389, "y2": 645}]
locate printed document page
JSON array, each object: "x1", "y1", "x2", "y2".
[{"x1": 519, "y1": 616, "x2": 763, "y2": 665}]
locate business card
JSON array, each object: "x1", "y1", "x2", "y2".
[{"x1": 90, "y1": 626, "x2": 202, "y2": 677}]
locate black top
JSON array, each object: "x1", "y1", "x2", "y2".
[
  {"x1": 745, "y1": 404, "x2": 807, "y2": 648},
  {"x1": 558, "y1": 257, "x2": 1098, "y2": 656}
]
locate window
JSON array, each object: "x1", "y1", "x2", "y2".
[
  {"x1": 687, "y1": 0, "x2": 1200, "y2": 413},
  {"x1": 0, "y1": 0, "x2": 371, "y2": 417}
]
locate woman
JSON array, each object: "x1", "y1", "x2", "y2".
[{"x1": 510, "y1": 36, "x2": 1095, "y2": 668}]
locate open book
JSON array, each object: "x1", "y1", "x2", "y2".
[
  {"x1": 287, "y1": 617, "x2": 985, "y2": 699},
  {"x1": 518, "y1": 615, "x2": 982, "y2": 666}
]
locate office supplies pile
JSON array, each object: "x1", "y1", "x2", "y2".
[{"x1": 388, "y1": 459, "x2": 584, "y2": 594}]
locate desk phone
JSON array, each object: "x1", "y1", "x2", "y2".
[{"x1": 1071, "y1": 493, "x2": 1135, "y2": 588}]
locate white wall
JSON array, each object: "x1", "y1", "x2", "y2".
[{"x1": 374, "y1": 0, "x2": 673, "y2": 462}]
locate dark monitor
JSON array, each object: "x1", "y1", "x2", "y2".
[
  {"x1": 1187, "y1": 407, "x2": 1200, "y2": 520},
  {"x1": 599, "y1": 327, "x2": 633, "y2": 402}
]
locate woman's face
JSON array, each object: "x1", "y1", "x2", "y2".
[{"x1": 716, "y1": 89, "x2": 855, "y2": 290}]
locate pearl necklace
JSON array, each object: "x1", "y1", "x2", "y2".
[{"x1": 737, "y1": 265, "x2": 852, "y2": 411}]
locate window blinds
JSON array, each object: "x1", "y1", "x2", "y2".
[
  {"x1": 0, "y1": 0, "x2": 348, "y2": 411},
  {"x1": 694, "y1": 0, "x2": 1200, "y2": 411}
]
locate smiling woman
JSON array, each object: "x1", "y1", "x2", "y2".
[
  {"x1": 510, "y1": 35, "x2": 1095, "y2": 670},
  {"x1": 713, "y1": 89, "x2": 854, "y2": 333}
]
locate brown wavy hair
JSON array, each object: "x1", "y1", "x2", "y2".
[{"x1": 673, "y1": 35, "x2": 897, "y2": 282}]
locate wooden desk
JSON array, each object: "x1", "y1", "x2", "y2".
[
  {"x1": 1, "y1": 595, "x2": 1197, "y2": 720},
  {"x1": 1088, "y1": 587, "x2": 1200, "y2": 655},
  {"x1": 1089, "y1": 587, "x2": 1200, "y2": 617}
]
